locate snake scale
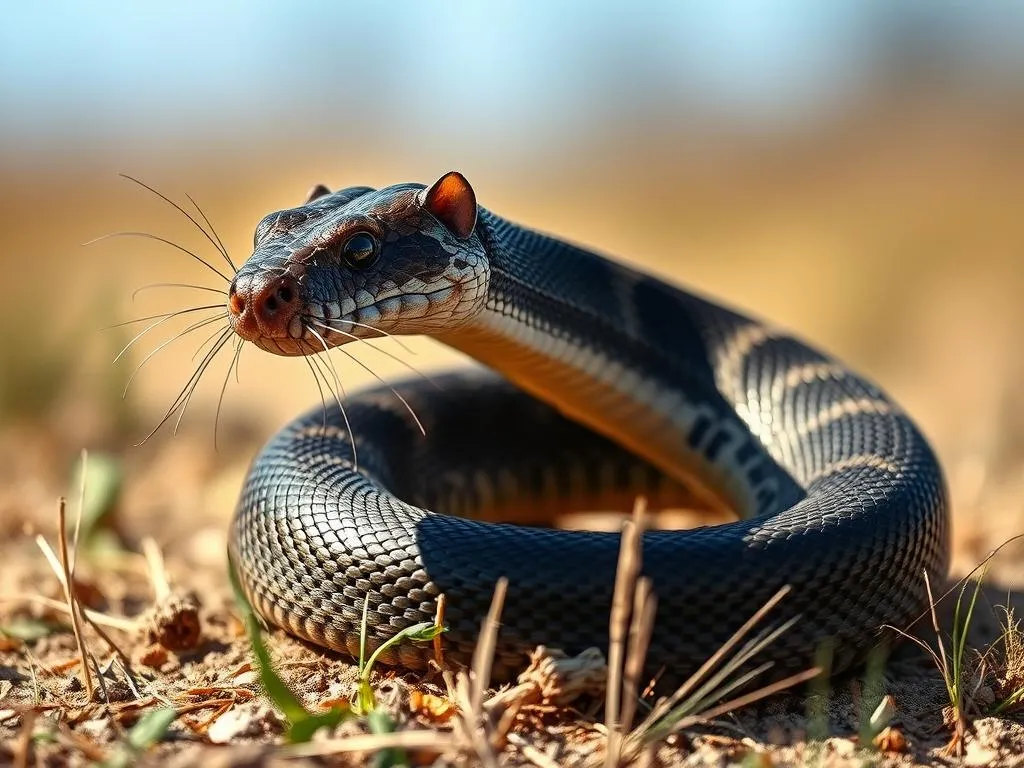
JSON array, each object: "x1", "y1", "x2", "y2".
[{"x1": 226, "y1": 171, "x2": 950, "y2": 685}]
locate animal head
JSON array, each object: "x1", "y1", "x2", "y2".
[{"x1": 227, "y1": 172, "x2": 489, "y2": 355}]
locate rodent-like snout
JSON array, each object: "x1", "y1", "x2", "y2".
[{"x1": 227, "y1": 271, "x2": 301, "y2": 342}]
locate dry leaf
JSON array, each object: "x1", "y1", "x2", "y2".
[
  {"x1": 139, "y1": 644, "x2": 169, "y2": 668},
  {"x1": 207, "y1": 707, "x2": 255, "y2": 744},
  {"x1": 409, "y1": 690, "x2": 458, "y2": 723},
  {"x1": 873, "y1": 726, "x2": 907, "y2": 753}
]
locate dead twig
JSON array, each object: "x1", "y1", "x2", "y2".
[
  {"x1": 604, "y1": 497, "x2": 646, "y2": 768},
  {"x1": 280, "y1": 728, "x2": 456, "y2": 758},
  {"x1": 4, "y1": 594, "x2": 139, "y2": 632},
  {"x1": 32, "y1": 540, "x2": 134, "y2": 662},
  {"x1": 460, "y1": 577, "x2": 508, "y2": 767},
  {"x1": 141, "y1": 536, "x2": 172, "y2": 604},
  {"x1": 13, "y1": 707, "x2": 35, "y2": 768},
  {"x1": 55, "y1": 497, "x2": 94, "y2": 699}
]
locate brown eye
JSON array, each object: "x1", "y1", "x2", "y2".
[{"x1": 342, "y1": 232, "x2": 378, "y2": 268}]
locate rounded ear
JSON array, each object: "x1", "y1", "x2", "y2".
[
  {"x1": 420, "y1": 171, "x2": 477, "y2": 239},
  {"x1": 305, "y1": 183, "x2": 332, "y2": 203}
]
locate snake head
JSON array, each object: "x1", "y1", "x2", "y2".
[{"x1": 227, "y1": 172, "x2": 490, "y2": 356}]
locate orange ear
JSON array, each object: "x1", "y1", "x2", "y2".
[
  {"x1": 421, "y1": 171, "x2": 477, "y2": 239},
  {"x1": 305, "y1": 183, "x2": 331, "y2": 203}
]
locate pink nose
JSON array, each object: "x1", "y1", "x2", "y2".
[{"x1": 228, "y1": 273, "x2": 300, "y2": 340}]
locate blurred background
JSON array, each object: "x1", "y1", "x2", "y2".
[{"x1": 1, "y1": 1, "x2": 1022, "y2": 575}]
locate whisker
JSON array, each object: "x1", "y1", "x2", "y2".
[
  {"x1": 310, "y1": 357, "x2": 358, "y2": 469},
  {"x1": 329, "y1": 317, "x2": 417, "y2": 355},
  {"x1": 213, "y1": 339, "x2": 244, "y2": 451},
  {"x1": 85, "y1": 231, "x2": 231, "y2": 284},
  {"x1": 132, "y1": 282, "x2": 227, "y2": 301},
  {"x1": 172, "y1": 329, "x2": 234, "y2": 437},
  {"x1": 310, "y1": 338, "x2": 351, "y2": 407},
  {"x1": 308, "y1": 340, "x2": 358, "y2": 470},
  {"x1": 118, "y1": 174, "x2": 234, "y2": 271},
  {"x1": 306, "y1": 325, "x2": 426, "y2": 437},
  {"x1": 308, "y1": 319, "x2": 437, "y2": 391},
  {"x1": 301, "y1": 354, "x2": 330, "y2": 433},
  {"x1": 190, "y1": 322, "x2": 235, "y2": 363},
  {"x1": 185, "y1": 191, "x2": 236, "y2": 272},
  {"x1": 234, "y1": 339, "x2": 243, "y2": 384},
  {"x1": 113, "y1": 307, "x2": 222, "y2": 362},
  {"x1": 137, "y1": 327, "x2": 232, "y2": 444},
  {"x1": 104, "y1": 304, "x2": 224, "y2": 330},
  {"x1": 121, "y1": 315, "x2": 226, "y2": 397}
]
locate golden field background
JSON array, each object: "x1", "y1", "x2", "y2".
[{"x1": 3, "y1": 104, "x2": 1024, "y2": 576}]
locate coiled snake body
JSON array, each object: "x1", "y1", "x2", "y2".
[{"x1": 227, "y1": 172, "x2": 949, "y2": 683}]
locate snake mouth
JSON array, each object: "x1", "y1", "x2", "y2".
[
  {"x1": 238, "y1": 282, "x2": 460, "y2": 357},
  {"x1": 302, "y1": 283, "x2": 461, "y2": 349}
]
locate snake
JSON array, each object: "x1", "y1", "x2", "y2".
[{"x1": 226, "y1": 171, "x2": 950, "y2": 685}]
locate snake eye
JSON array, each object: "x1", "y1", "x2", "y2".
[{"x1": 342, "y1": 232, "x2": 378, "y2": 268}]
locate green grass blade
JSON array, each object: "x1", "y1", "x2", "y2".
[
  {"x1": 100, "y1": 707, "x2": 178, "y2": 768},
  {"x1": 287, "y1": 707, "x2": 352, "y2": 744},
  {"x1": 126, "y1": 707, "x2": 178, "y2": 751},
  {"x1": 228, "y1": 559, "x2": 308, "y2": 723},
  {"x1": 359, "y1": 594, "x2": 371, "y2": 673},
  {"x1": 362, "y1": 621, "x2": 445, "y2": 683},
  {"x1": 368, "y1": 708, "x2": 408, "y2": 768}
]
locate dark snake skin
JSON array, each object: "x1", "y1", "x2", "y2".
[{"x1": 229, "y1": 179, "x2": 950, "y2": 685}]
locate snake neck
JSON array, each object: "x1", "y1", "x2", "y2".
[{"x1": 437, "y1": 210, "x2": 785, "y2": 517}]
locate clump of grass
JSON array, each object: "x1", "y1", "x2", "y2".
[
  {"x1": 353, "y1": 595, "x2": 447, "y2": 716},
  {"x1": 618, "y1": 587, "x2": 819, "y2": 760},
  {"x1": 885, "y1": 568, "x2": 987, "y2": 757},
  {"x1": 985, "y1": 605, "x2": 1024, "y2": 716},
  {"x1": 228, "y1": 557, "x2": 446, "y2": 752},
  {"x1": 803, "y1": 642, "x2": 892, "y2": 763},
  {"x1": 601, "y1": 500, "x2": 821, "y2": 767},
  {"x1": 886, "y1": 533, "x2": 1024, "y2": 757},
  {"x1": 352, "y1": 595, "x2": 447, "y2": 768}
]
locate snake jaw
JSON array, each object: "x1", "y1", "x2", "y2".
[
  {"x1": 299, "y1": 274, "x2": 488, "y2": 352},
  {"x1": 229, "y1": 257, "x2": 488, "y2": 357}
]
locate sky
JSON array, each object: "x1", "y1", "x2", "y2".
[{"x1": 4, "y1": 0, "x2": 1023, "y2": 160}]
